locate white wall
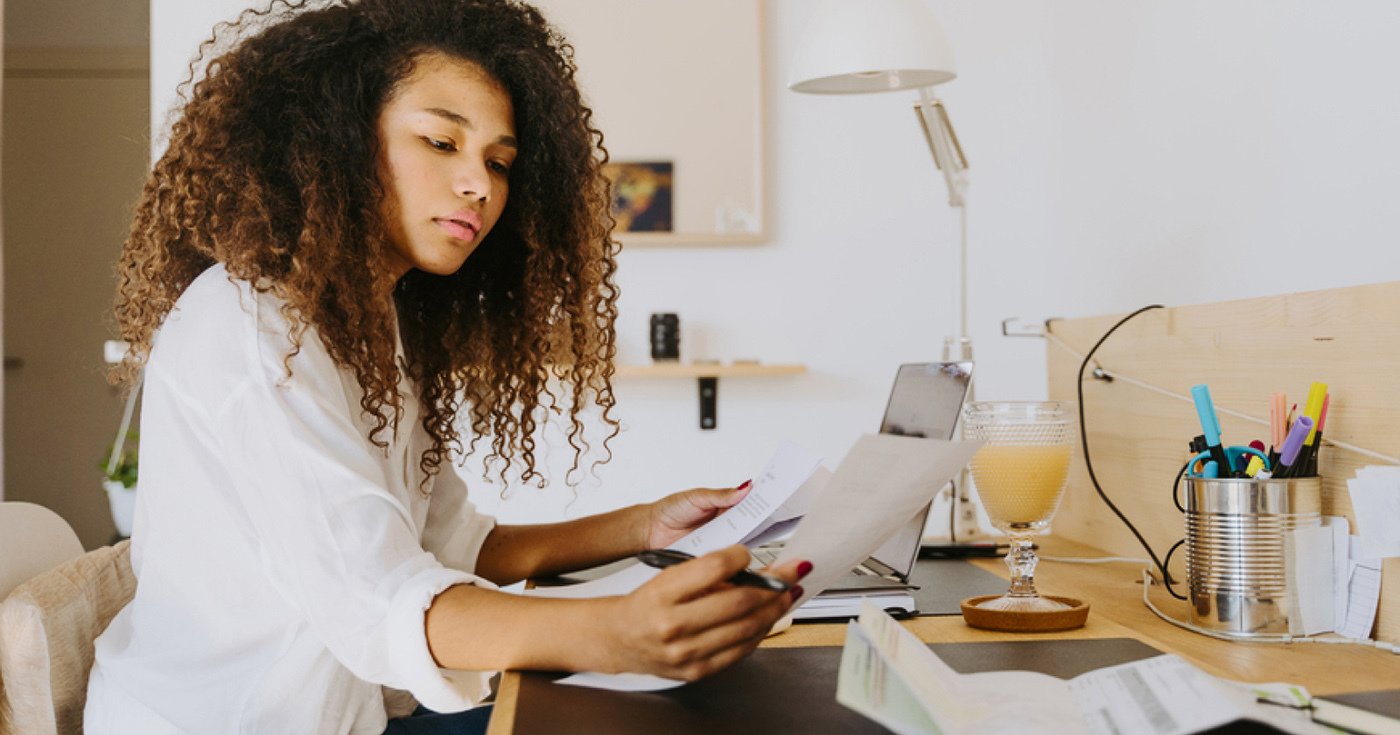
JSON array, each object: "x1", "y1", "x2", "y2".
[{"x1": 150, "y1": 1, "x2": 1400, "y2": 525}]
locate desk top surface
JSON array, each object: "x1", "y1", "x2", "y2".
[{"x1": 487, "y1": 536, "x2": 1400, "y2": 734}]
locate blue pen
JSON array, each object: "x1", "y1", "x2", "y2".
[
  {"x1": 1191, "y1": 385, "x2": 1237, "y2": 477},
  {"x1": 1202, "y1": 460, "x2": 1220, "y2": 479}
]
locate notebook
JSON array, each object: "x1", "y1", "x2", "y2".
[{"x1": 756, "y1": 361, "x2": 973, "y2": 619}]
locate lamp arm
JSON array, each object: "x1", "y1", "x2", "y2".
[
  {"x1": 914, "y1": 87, "x2": 968, "y2": 208},
  {"x1": 914, "y1": 86, "x2": 972, "y2": 347}
]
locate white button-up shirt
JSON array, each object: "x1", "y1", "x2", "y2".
[{"x1": 86, "y1": 264, "x2": 498, "y2": 734}]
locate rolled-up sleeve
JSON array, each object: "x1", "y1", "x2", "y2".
[{"x1": 213, "y1": 336, "x2": 495, "y2": 713}]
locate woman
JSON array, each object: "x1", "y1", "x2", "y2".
[{"x1": 85, "y1": 1, "x2": 808, "y2": 733}]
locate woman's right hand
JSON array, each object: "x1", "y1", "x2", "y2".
[{"x1": 597, "y1": 545, "x2": 811, "y2": 682}]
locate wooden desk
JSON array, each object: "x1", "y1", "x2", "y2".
[{"x1": 488, "y1": 536, "x2": 1400, "y2": 734}]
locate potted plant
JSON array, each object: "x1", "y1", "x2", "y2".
[{"x1": 99, "y1": 433, "x2": 138, "y2": 537}]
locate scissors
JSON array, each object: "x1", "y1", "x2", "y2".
[{"x1": 1187, "y1": 445, "x2": 1269, "y2": 478}]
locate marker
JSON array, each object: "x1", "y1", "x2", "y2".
[
  {"x1": 1274, "y1": 415, "x2": 1313, "y2": 479},
  {"x1": 1269, "y1": 392, "x2": 1287, "y2": 453},
  {"x1": 1305, "y1": 394, "x2": 1330, "y2": 477},
  {"x1": 1245, "y1": 455, "x2": 1265, "y2": 478},
  {"x1": 1191, "y1": 385, "x2": 1237, "y2": 477},
  {"x1": 1301, "y1": 382, "x2": 1329, "y2": 447},
  {"x1": 1202, "y1": 461, "x2": 1220, "y2": 479},
  {"x1": 1267, "y1": 393, "x2": 1286, "y2": 467},
  {"x1": 637, "y1": 549, "x2": 791, "y2": 592}
]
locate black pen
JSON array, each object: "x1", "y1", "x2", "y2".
[{"x1": 637, "y1": 549, "x2": 791, "y2": 593}]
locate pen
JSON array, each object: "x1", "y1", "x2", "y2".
[
  {"x1": 1191, "y1": 385, "x2": 1238, "y2": 477},
  {"x1": 1274, "y1": 415, "x2": 1313, "y2": 479},
  {"x1": 637, "y1": 549, "x2": 792, "y2": 593}
]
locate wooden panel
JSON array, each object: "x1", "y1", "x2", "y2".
[{"x1": 1045, "y1": 281, "x2": 1400, "y2": 642}]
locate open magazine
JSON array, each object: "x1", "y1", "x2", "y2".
[{"x1": 837, "y1": 602, "x2": 1330, "y2": 735}]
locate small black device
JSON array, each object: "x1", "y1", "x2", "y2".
[{"x1": 649, "y1": 313, "x2": 680, "y2": 361}]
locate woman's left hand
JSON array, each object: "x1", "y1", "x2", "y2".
[{"x1": 643, "y1": 480, "x2": 752, "y2": 549}]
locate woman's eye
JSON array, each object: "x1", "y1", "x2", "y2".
[
  {"x1": 489, "y1": 160, "x2": 512, "y2": 175},
  {"x1": 423, "y1": 137, "x2": 456, "y2": 152}
]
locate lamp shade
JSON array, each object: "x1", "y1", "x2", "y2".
[{"x1": 789, "y1": 0, "x2": 957, "y2": 95}]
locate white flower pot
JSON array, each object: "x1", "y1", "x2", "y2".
[{"x1": 103, "y1": 479, "x2": 136, "y2": 538}]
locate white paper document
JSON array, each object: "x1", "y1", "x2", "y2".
[
  {"x1": 1324, "y1": 516, "x2": 1351, "y2": 628},
  {"x1": 775, "y1": 434, "x2": 983, "y2": 609},
  {"x1": 668, "y1": 441, "x2": 823, "y2": 556},
  {"x1": 836, "y1": 602, "x2": 1327, "y2": 735},
  {"x1": 1348, "y1": 466, "x2": 1400, "y2": 560},
  {"x1": 1338, "y1": 535, "x2": 1383, "y2": 640},
  {"x1": 547, "y1": 435, "x2": 978, "y2": 692},
  {"x1": 1284, "y1": 524, "x2": 1335, "y2": 635},
  {"x1": 539, "y1": 441, "x2": 822, "y2": 690},
  {"x1": 525, "y1": 441, "x2": 822, "y2": 603}
]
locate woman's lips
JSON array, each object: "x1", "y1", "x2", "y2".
[{"x1": 435, "y1": 218, "x2": 478, "y2": 241}]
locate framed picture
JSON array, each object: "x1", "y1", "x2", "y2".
[{"x1": 604, "y1": 161, "x2": 673, "y2": 233}]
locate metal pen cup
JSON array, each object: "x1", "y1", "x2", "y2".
[{"x1": 1183, "y1": 476, "x2": 1322, "y2": 638}]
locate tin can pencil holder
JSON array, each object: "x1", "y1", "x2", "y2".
[{"x1": 1183, "y1": 476, "x2": 1322, "y2": 638}]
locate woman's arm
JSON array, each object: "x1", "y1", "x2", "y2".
[
  {"x1": 472, "y1": 504, "x2": 648, "y2": 585},
  {"x1": 426, "y1": 545, "x2": 807, "y2": 680},
  {"x1": 473, "y1": 483, "x2": 752, "y2": 585}
]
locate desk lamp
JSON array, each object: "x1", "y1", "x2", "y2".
[{"x1": 790, "y1": 0, "x2": 982, "y2": 542}]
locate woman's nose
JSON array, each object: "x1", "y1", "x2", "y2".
[{"x1": 454, "y1": 161, "x2": 493, "y2": 203}]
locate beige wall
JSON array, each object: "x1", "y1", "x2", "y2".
[
  {"x1": 1, "y1": 0, "x2": 6, "y2": 502},
  {"x1": 2, "y1": 47, "x2": 148, "y2": 547}
]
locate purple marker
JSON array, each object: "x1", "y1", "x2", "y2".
[{"x1": 1275, "y1": 415, "x2": 1313, "y2": 478}]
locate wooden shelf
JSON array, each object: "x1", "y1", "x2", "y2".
[{"x1": 615, "y1": 363, "x2": 806, "y2": 379}]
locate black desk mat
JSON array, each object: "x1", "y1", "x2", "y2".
[
  {"x1": 511, "y1": 637, "x2": 1163, "y2": 735},
  {"x1": 907, "y1": 557, "x2": 1010, "y2": 616}
]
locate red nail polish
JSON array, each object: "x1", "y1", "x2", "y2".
[
  {"x1": 789, "y1": 585, "x2": 805, "y2": 601},
  {"x1": 737, "y1": 479, "x2": 753, "y2": 491},
  {"x1": 797, "y1": 561, "x2": 813, "y2": 578}
]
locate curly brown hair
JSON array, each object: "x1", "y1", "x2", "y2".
[{"x1": 113, "y1": 0, "x2": 621, "y2": 489}]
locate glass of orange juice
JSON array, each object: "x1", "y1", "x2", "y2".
[{"x1": 963, "y1": 401, "x2": 1075, "y2": 613}]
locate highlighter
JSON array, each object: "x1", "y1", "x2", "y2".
[
  {"x1": 1301, "y1": 382, "x2": 1329, "y2": 447},
  {"x1": 1191, "y1": 384, "x2": 1236, "y2": 477}
]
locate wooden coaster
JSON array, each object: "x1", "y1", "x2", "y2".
[{"x1": 959, "y1": 595, "x2": 1090, "y2": 632}]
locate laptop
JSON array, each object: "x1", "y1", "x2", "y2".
[{"x1": 755, "y1": 361, "x2": 973, "y2": 616}]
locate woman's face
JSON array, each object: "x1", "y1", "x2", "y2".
[{"x1": 376, "y1": 52, "x2": 517, "y2": 280}]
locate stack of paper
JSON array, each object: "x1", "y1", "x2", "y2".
[
  {"x1": 836, "y1": 602, "x2": 1328, "y2": 735},
  {"x1": 539, "y1": 434, "x2": 980, "y2": 692}
]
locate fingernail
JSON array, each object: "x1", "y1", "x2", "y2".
[
  {"x1": 737, "y1": 480, "x2": 753, "y2": 491},
  {"x1": 797, "y1": 561, "x2": 813, "y2": 578},
  {"x1": 789, "y1": 585, "x2": 804, "y2": 601}
]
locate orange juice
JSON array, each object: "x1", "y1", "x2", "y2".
[{"x1": 970, "y1": 443, "x2": 1072, "y2": 524}]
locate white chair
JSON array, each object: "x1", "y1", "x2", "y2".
[
  {"x1": 0, "y1": 502, "x2": 84, "y2": 601},
  {"x1": 0, "y1": 502, "x2": 129, "y2": 734}
]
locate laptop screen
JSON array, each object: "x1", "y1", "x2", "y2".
[{"x1": 869, "y1": 362, "x2": 974, "y2": 576}]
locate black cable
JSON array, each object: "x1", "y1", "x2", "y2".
[
  {"x1": 1068, "y1": 304, "x2": 1182, "y2": 592},
  {"x1": 1161, "y1": 539, "x2": 1188, "y2": 600},
  {"x1": 1171, "y1": 460, "x2": 1190, "y2": 514}
]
